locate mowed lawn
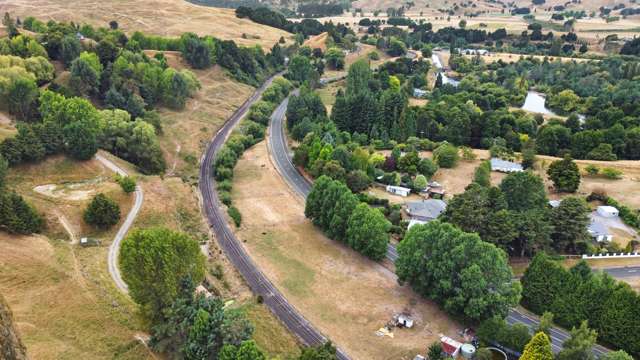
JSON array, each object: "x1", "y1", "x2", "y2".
[{"x1": 231, "y1": 141, "x2": 462, "y2": 360}]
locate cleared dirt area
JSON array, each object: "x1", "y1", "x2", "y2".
[
  {"x1": 2, "y1": 0, "x2": 291, "y2": 49},
  {"x1": 0, "y1": 111, "x2": 16, "y2": 141},
  {"x1": 232, "y1": 141, "x2": 462, "y2": 360}
]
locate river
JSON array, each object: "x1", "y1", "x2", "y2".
[{"x1": 521, "y1": 91, "x2": 556, "y2": 115}]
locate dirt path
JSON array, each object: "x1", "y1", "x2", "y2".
[{"x1": 96, "y1": 153, "x2": 144, "y2": 294}]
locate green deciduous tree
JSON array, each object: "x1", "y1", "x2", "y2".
[
  {"x1": 298, "y1": 342, "x2": 337, "y2": 360},
  {"x1": 396, "y1": 221, "x2": 520, "y2": 321},
  {"x1": 346, "y1": 203, "x2": 390, "y2": 261},
  {"x1": 500, "y1": 171, "x2": 547, "y2": 212},
  {"x1": 119, "y1": 227, "x2": 206, "y2": 324},
  {"x1": 547, "y1": 155, "x2": 581, "y2": 193},
  {"x1": 433, "y1": 143, "x2": 459, "y2": 168},
  {"x1": 7, "y1": 77, "x2": 38, "y2": 121}
]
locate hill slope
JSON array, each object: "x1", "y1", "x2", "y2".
[{"x1": 2, "y1": 0, "x2": 291, "y2": 48}]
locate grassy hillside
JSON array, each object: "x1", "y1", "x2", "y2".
[{"x1": 2, "y1": 0, "x2": 291, "y2": 48}]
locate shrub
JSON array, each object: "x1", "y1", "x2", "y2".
[
  {"x1": 219, "y1": 191, "x2": 232, "y2": 206},
  {"x1": 214, "y1": 166, "x2": 233, "y2": 181},
  {"x1": 228, "y1": 206, "x2": 242, "y2": 227},
  {"x1": 116, "y1": 175, "x2": 136, "y2": 193},
  {"x1": 433, "y1": 143, "x2": 459, "y2": 168},
  {"x1": 83, "y1": 193, "x2": 121, "y2": 229},
  {"x1": 367, "y1": 51, "x2": 380, "y2": 60},
  {"x1": 601, "y1": 167, "x2": 622, "y2": 179},
  {"x1": 217, "y1": 180, "x2": 233, "y2": 192},
  {"x1": 584, "y1": 164, "x2": 599, "y2": 175}
]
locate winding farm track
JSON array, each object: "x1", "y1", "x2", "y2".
[
  {"x1": 267, "y1": 93, "x2": 613, "y2": 358},
  {"x1": 97, "y1": 153, "x2": 144, "y2": 294},
  {"x1": 198, "y1": 75, "x2": 350, "y2": 360}
]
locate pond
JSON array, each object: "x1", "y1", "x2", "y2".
[{"x1": 522, "y1": 91, "x2": 556, "y2": 115}]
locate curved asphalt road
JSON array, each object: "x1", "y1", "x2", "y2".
[
  {"x1": 199, "y1": 75, "x2": 350, "y2": 360},
  {"x1": 98, "y1": 153, "x2": 144, "y2": 294},
  {"x1": 267, "y1": 94, "x2": 615, "y2": 358}
]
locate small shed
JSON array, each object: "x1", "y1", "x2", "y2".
[
  {"x1": 597, "y1": 206, "x2": 619, "y2": 218},
  {"x1": 588, "y1": 220, "x2": 613, "y2": 243},
  {"x1": 396, "y1": 314, "x2": 414, "y2": 328},
  {"x1": 413, "y1": 88, "x2": 428, "y2": 98},
  {"x1": 195, "y1": 285, "x2": 213, "y2": 298},
  {"x1": 79, "y1": 237, "x2": 100, "y2": 247},
  {"x1": 549, "y1": 200, "x2": 561, "y2": 208},
  {"x1": 440, "y1": 336, "x2": 463, "y2": 358},
  {"x1": 490, "y1": 158, "x2": 523, "y2": 173},
  {"x1": 386, "y1": 185, "x2": 411, "y2": 197}
]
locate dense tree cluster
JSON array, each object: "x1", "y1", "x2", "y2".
[
  {"x1": 235, "y1": 6, "x2": 333, "y2": 38},
  {"x1": 0, "y1": 157, "x2": 43, "y2": 234},
  {"x1": 396, "y1": 221, "x2": 520, "y2": 321},
  {"x1": 150, "y1": 277, "x2": 257, "y2": 359},
  {"x1": 443, "y1": 171, "x2": 595, "y2": 255},
  {"x1": 521, "y1": 253, "x2": 640, "y2": 357},
  {"x1": 477, "y1": 316, "x2": 532, "y2": 354},
  {"x1": 305, "y1": 176, "x2": 390, "y2": 260}
]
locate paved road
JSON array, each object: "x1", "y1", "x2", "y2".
[
  {"x1": 198, "y1": 75, "x2": 350, "y2": 360},
  {"x1": 266, "y1": 94, "x2": 617, "y2": 357},
  {"x1": 603, "y1": 266, "x2": 640, "y2": 278},
  {"x1": 97, "y1": 153, "x2": 144, "y2": 294}
]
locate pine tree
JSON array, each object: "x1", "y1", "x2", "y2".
[{"x1": 434, "y1": 72, "x2": 443, "y2": 88}]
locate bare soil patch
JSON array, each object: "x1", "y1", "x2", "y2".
[{"x1": 232, "y1": 141, "x2": 462, "y2": 360}]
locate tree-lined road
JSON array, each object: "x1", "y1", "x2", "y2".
[
  {"x1": 199, "y1": 76, "x2": 350, "y2": 360},
  {"x1": 266, "y1": 93, "x2": 616, "y2": 357}
]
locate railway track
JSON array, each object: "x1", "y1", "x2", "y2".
[{"x1": 198, "y1": 75, "x2": 350, "y2": 360}]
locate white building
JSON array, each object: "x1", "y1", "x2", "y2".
[
  {"x1": 597, "y1": 206, "x2": 619, "y2": 218},
  {"x1": 386, "y1": 185, "x2": 411, "y2": 197},
  {"x1": 490, "y1": 158, "x2": 524, "y2": 173}
]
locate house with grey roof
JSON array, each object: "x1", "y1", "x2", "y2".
[
  {"x1": 588, "y1": 220, "x2": 613, "y2": 243},
  {"x1": 490, "y1": 158, "x2": 523, "y2": 173},
  {"x1": 406, "y1": 199, "x2": 447, "y2": 222}
]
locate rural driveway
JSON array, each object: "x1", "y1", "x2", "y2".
[
  {"x1": 97, "y1": 153, "x2": 144, "y2": 294},
  {"x1": 266, "y1": 93, "x2": 614, "y2": 357}
]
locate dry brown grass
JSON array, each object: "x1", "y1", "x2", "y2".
[
  {"x1": 0, "y1": 111, "x2": 16, "y2": 141},
  {"x1": 1, "y1": 156, "x2": 151, "y2": 360},
  {"x1": 155, "y1": 59, "x2": 255, "y2": 182},
  {"x1": 303, "y1": 32, "x2": 329, "y2": 51},
  {"x1": 533, "y1": 154, "x2": 640, "y2": 209},
  {"x1": 3, "y1": 0, "x2": 292, "y2": 49},
  {"x1": 231, "y1": 141, "x2": 462, "y2": 360},
  {"x1": 464, "y1": 52, "x2": 593, "y2": 64}
]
